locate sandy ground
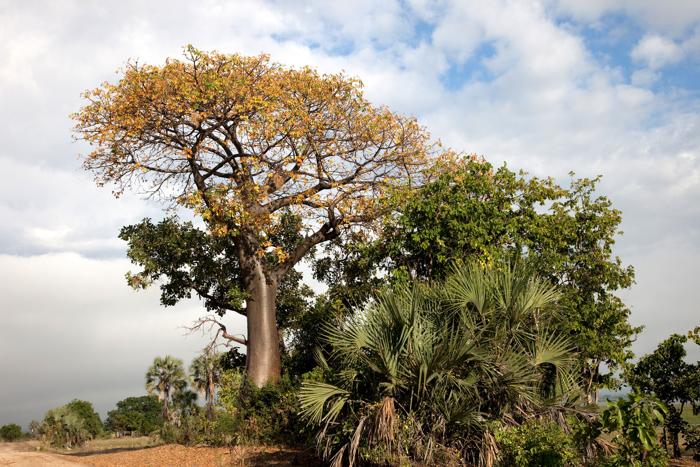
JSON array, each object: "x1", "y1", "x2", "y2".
[
  {"x1": 0, "y1": 442, "x2": 82, "y2": 466},
  {"x1": 0, "y1": 441, "x2": 320, "y2": 467}
]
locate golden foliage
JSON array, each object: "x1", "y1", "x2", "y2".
[{"x1": 73, "y1": 46, "x2": 434, "y2": 265}]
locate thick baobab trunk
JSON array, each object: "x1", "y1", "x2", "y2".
[{"x1": 244, "y1": 261, "x2": 281, "y2": 387}]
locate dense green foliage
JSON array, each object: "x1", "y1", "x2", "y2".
[
  {"x1": 39, "y1": 400, "x2": 102, "y2": 448},
  {"x1": 495, "y1": 420, "x2": 576, "y2": 467},
  {"x1": 105, "y1": 396, "x2": 163, "y2": 435},
  {"x1": 300, "y1": 263, "x2": 579, "y2": 466},
  {"x1": 315, "y1": 159, "x2": 639, "y2": 403},
  {"x1": 106, "y1": 152, "x2": 674, "y2": 464},
  {"x1": 627, "y1": 332, "x2": 700, "y2": 458},
  {"x1": 218, "y1": 370, "x2": 304, "y2": 445},
  {"x1": 0, "y1": 423, "x2": 22, "y2": 441}
]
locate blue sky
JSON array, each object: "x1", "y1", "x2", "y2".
[{"x1": 0, "y1": 0, "x2": 699, "y2": 427}]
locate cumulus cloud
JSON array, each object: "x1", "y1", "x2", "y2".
[{"x1": 631, "y1": 34, "x2": 684, "y2": 69}]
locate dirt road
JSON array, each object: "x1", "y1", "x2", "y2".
[{"x1": 0, "y1": 442, "x2": 82, "y2": 466}]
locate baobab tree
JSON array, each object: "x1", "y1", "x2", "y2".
[{"x1": 73, "y1": 46, "x2": 432, "y2": 386}]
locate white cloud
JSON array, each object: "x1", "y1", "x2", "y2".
[
  {"x1": 549, "y1": 0, "x2": 700, "y2": 36},
  {"x1": 631, "y1": 34, "x2": 684, "y2": 69}
]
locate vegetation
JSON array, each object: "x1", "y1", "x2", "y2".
[
  {"x1": 627, "y1": 332, "x2": 700, "y2": 458},
  {"x1": 190, "y1": 350, "x2": 222, "y2": 420},
  {"x1": 105, "y1": 396, "x2": 163, "y2": 435},
  {"x1": 598, "y1": 392, "x2": 668, "y2": 466},
  {"x1": 0, "y1": 423, "x2": 23, "y2": 441},
  {"x1": 74, "y1": 46, "x2": 432, "y2": 386},
  {"x1": 495, "y1": 420, "x2": 576, "y2": 467},
  {"x1": 316, "y1": 158, "x2": 639, "y2": 404},
  {"x1": 62, "y1": 48, "x2": 700, "y2": 465},
  {"x1": 300, "y1": 263, "x2": 579, "y2": 466},
  {"x1": 145, "y1": 356, "x2": 188, "y2": 423},
  {"x1": 39, "y1": 400, "x2": 102, "y2": 448}
]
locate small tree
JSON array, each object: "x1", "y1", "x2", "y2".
[
  {"x1": 316, "y1": 158, "x2": 640, "y2": 403},
  {"x1": 599, "y1": 392, "x2": 668, "y2": 466},
  {"x1": 105, "y1": 395, "x2": 163, "y2": 435},
  {"x1": 145, "y1": 356, "x2": 187, "y2": 423},
  {"x1": 0, "y1": 423, "x2": 22, "y2": 441},
  {"x1": 627, "y1": 333, "x2": 700, "y2": 458},
  {"x1": 39, "y1": 400, "x2": 102, "y2": 448}
]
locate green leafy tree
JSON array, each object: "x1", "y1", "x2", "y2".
[
  {"x1": 146, "y1": 356, "x2": 187, "y2": 423},
  {"x1": 190, "y1": 351, "x2": 222, "y2": 420},
  {"x1": 599, "y1": 392, "x2": 668, "y2": 466},
  {"x1": 105, "y1": 395, "x2": 163, "y2": 435},
  {"x1": 0, "y1": 423, "x2": 22, "y2": 441},
  {"x1": 627, "y1": 333, "x2": 700, "y2": 458},
  {"x1": 316, "y1": 158, "x2": 640, "y2": 402},
  {"x1": 300, "y1": 262, "x2": 579, "y2": 466},
  {"x1": 63, "y1": 400, "x2": 103, "y2": 438}
]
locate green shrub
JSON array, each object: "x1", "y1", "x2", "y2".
[
  {"x1": 105, "y1": 395, "x2": 163, "y2": 436},
  {"x1": 39, "y1": 400, "x2": 102, "y2": 448},
  {"x1": 299, "y1": 264, "x2": 581, "y2": 466},
  {"x1": 599, "y1": 393, "x2": 668, "y2": 467},
  {"x1": 496, "y1": 421, "x2": 576, "y2": 467},
  {"x1": 64, "y1": 400, "x2": 102, "y2": 437},
  {"x1": 0, "y1": 423, "x2": 23, "y2": 441},
  {"x1": 218, "y1": 369, "x2": 305, "y2": 445}
]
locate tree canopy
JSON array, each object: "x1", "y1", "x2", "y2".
[
  {"x1": 314, "y1": 157, "x2": 640, "y2": 401},
  {"x1": 74, "y1": 46, "x2": 434, "y2": 385}
]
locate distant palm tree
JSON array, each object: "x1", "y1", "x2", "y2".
[
  {"x1": 145, "y1": 356, "x2": 187, "y2": 422},
  {"x1": 190, "y1": 350, "x2": 221, "y2": 419}
]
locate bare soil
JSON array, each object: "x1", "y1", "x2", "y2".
[{"x1": 0, "y1": 440, "x2": 321, "y2": 467}]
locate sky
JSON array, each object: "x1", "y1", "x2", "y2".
[{"x1": 0, "y1": 0, "x2": 699, "y2": 428}]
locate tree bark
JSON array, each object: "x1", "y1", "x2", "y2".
[{"x1": 243, "y1": 260, "x2": 281, "y2": 387}]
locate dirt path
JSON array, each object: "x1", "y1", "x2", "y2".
[
  {"x1": 0, "y1": 442, "x2": 321, "y2": 467},
  {"x1": 0, "y1": 442, "x2": 82, "y2": 466}
]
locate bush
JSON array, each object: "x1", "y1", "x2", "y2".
[
  {"x1": 106, "y1": 395, "x2": 163, "y2": 436},
  {"x1": 496, "y1": 421, "x2": 576, "y2": 467},
  {"x1": 217, "y1": 369, "x2": 305, "y2": 445},
  {"x1": 599, "y1": 393, "x2": 668, "y2": 467},
  {"x1": 0, "y1": 423, "x2": 23, "y2": 441},
  {"x1": 40, "y1": 400, "x2": 103, "y2": 448},
  {"x1": 299, "y1": 264, "x2": 581, "y2": 466},
  {"x1": 64, "y1": 400, "x2": 102, "y2": 437}
]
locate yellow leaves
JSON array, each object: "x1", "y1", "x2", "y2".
[{"x1": 74, "y1": 46, "x2": 439, "y2": 250}]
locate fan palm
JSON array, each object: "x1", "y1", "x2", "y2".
[
  {"x1": 145, "y1": 355, "x2": 187, "y2": 422},
  {"x1": 299, "y1": 262, "x2": 579, "y2": 467},
  {"x1": 190, "y1": 350, "x2": 221, "y2": 420}
]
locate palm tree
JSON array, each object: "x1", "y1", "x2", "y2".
[
  {"x1": 300, "y1": 262, "x2": 579, "y2": 467},
  {"x1": 145, "y1": 356, "x2": 187, "y2": 423},
  {"x1": 190, "y1": 350, "x2": 221, "y2": 420}
]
